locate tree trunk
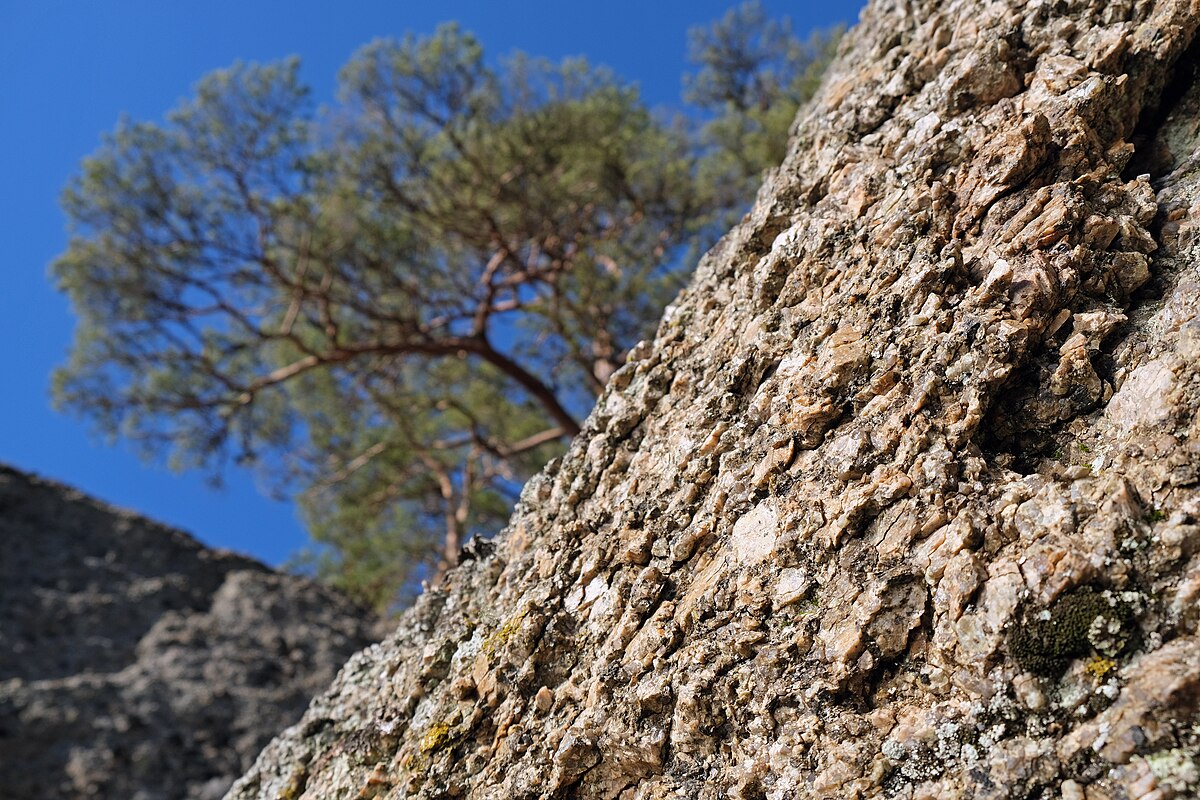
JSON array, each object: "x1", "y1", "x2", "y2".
[{"x1": 227, "y1": 1, "x2": 1200, "y2": 797}]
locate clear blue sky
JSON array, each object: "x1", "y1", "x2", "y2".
[{"x1": 0, "y1": 0, "x2": 864, "y2": 567}]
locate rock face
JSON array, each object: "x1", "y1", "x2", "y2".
[
  {"x1": 228, "y1": 1, "x2": 1200, "y2": 798},
  {"x1": 0, "y1": 465, "x2": 378, "y2": 800}
]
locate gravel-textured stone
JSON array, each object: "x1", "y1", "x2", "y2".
[
  {"x1": 0, "y1": 465, "x2": 379, "y2": 800},
  {"x1": 226, "y1": 1, "x2": 1200, "y2": 797}
]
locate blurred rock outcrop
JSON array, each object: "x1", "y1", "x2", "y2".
[
  {"x1": 225, "y1": 0, "x2": 1200, "y2": 797},
  {"x1": 0, "y1": 465, "x2": 378, "y2": 799}
]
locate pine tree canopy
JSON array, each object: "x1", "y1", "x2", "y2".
[{"x1": 53, "y1": 6, "x2": 840, "y2": 611}]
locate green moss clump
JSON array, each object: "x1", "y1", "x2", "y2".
[{"x1": 1009, "y1": 588, "x2": 1133, "y2": 676}]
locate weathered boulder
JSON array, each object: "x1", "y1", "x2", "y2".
[
  {"x1": 229, "y1": 0, "x2": 1200, "y2": 797},
  {"x1": 0, "y1": 465, "x2": 378, "y2": 799}
]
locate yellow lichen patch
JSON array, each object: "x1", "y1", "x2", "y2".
[
  {"x1": 419, "y1": 721, "x2": 454, "y2": 754},
  {"x1": 482, "y1": 609, "x2": 528, "y2": 657},
  {"x1": 278, "y1": 768, "x2": 307, "y2": 800},
  {"x1": 1086, "y1": 655, "x2": 1117, "y2": 682}
]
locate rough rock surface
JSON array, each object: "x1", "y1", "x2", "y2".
[
  {"x1": 0, "y1": 465, "x2": 378, "y2": 800},
  {"x1": 229, "y1": 1, "x2": 1200, "y2": 797}
]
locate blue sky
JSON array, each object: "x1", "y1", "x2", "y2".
[{"x1": 0, "y1": 0, "x2": 864, "y2": 567}]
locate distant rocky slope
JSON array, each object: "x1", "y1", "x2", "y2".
[{"x1": 0, "y1": 464, "x2": 378, "y2": 800}]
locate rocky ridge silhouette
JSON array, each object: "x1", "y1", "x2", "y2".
[{"x1": 0, "y1": 464, "x2": 379, "y2": 800}]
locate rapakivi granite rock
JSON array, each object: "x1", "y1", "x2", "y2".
[
  {"x1": 0, "y1": 465, "x2": 379, "y2": 800},
  {"x1": 228, "y1": 0, "x2": 1200, "y2": 797}
]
